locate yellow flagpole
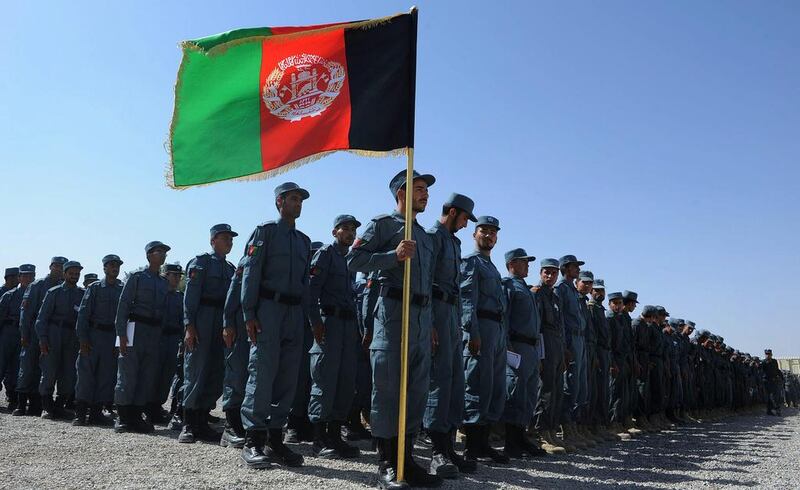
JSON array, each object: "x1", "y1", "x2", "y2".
[{"x1": 396, "y1": 147, "x2": 414, "y2": 482}]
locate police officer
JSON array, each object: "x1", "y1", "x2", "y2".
[
  {"x1": 424, "y1": 193, "x2": 477, "y2": 477},
  {"x1": 344, "y1": 271, "x2": 374, "y2": 441},
  {"x1": 575, "y1": 270, "x2": 599, "y2": 445},
  {"x1": 347, "y1": 170, "x2": 441, "y2": 488},
  {"x1": 555, "y1": 255, "x2": 589, "y2": 449},
  {"x1": 36, "y1": 260, "x2": 84, "y2": 419},
  {"x1": 621, "y1": 291, "x2": 641, "y2": 434},
  {"x1": 461, "y1": 215, "x2": 509, "y2": 465},
  {"x1": 1, "y1": 266, "x2": 31, "y2": 412},
  {"x1": 588, "y1": 278, "x2": 614, "y2": 440},
  {"x1": 240, "y1": 182, "x2": 311, "y2": 469},
  {"x1": 151, "y1": 264, "x2": 184, "y2": 426},
  {"x1": 501, "y1": 248, "x2": 546, "y2": 459},
  {"x1": 220, "y1": 256, "x2": 247, "y2": 449},
  {"x1": 114, "y1": 241, "x2": 170, "y2": 434},
  {"x1": 1, "y1": 267, "x2": 19, "y2": 296},
  {"x1": 606, "y1": 291, "x2": 631, "y2": 439},
  {"x1": 533, "y1": 258, "x2": 568, "y2": 454},
  {"x1": 83, "y1": 273, "x2": 99, "y2": 289},
  {"x1": 180, "y1": 224, "x2": 237, "y2": 443},
  {"x1": 632, "y1": 305, "x2": 657, "y2": 431},
  {"x1": 307, "y1": 215, "x2": 362, "y2": 460},
  {"x1": 74, "y1": 255, "x2": 124, "y2": 426},
  {"x1": 763, "y1": 349, "x2": 783, "y2": 415},
  {"x1": 17, "y1": 256, "x2": 67, "y2": 416}
]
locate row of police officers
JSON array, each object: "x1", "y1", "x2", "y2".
[{"x1": 0, "y1": 171, "x2": 791, "y2": 490}]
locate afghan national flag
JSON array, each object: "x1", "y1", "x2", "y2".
[{"x1": 167, "y1": 9, "x2": 417, "y2": 188}]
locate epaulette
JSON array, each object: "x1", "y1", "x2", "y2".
[
  {"x1": 259, "y1": 220, "x2": 278, "y2": 227},
  {"x1": 371, "y1": 214, "x2": 392, "y2": 222}
]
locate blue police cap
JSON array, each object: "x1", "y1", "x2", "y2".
[
  {"x1": 578, "y1": 270, "x2": 594, "y2": 282},
  {"x1": 674, "y1": 318, "x2": 685, "y2": 325},
  {"x1": 4, "y1": 267, "x2": 19, "y2": 278},
  {"x1": 145, "y1": 241, "x2": 171, "y2": 253},
  {"x1": 655, "y1": 305, "x2": 669, "y2": 316},
  {"x1": 210, "y1": 223, "x2": 238, "y2": 238},
  {"x1": 476, "y1": 215, "x2": 500, "y2": 230},
  {"x1": 274, "y1": 182, "x2": 310, "y2": 200},
  {"x1": 593, "y1": 278, "x2": 605, "y2": 289},
  {"x1": 333, "y1": 214, "x2": 362, "y2": 229},
  {"x1": 764, "y1": 349, "x2": 772, "y2": 355},
  {"x1": 310, "y1": 241, "x2": 324, "y2": 251},
  {"x1": 607, "y1": 291, "x2": 623, "y2": 300},
  {"x1": 83, "y1": 273, "x2": 99, "y2": 283},
  {"x1": 559, "y1": 255, "x2": 585, "y2": 267},
  {"x1": 718, "y1": 335, "x2": 724, "y2": 343},
  {"x1": 668, "y1": 318, "x2": 681, "y2": 327},
  {"x1": 19, "y1": 264, "x2": 35, "y2": 274},
  {"x1": 622, "y1": 290, "x2": 639, "y2": 303},
  {"x1": 443, "y1": 193, "x2": 477, "y2": 222},
  {"x1": 51, "y1": 256, "x2": 68, "y2": 266},
  {"x1": 63, "y1": 261, "x2": 83, "y2": 272},
  {"x1": 504, "y1": 248, "x2": 535, "y2": 264},
  {"x1": 687, "y1": 320, "x2": 696, "y2": 328},
  {"x1": 642, "y1": 305, "x2": 658, "y2": 316},
  {"x1": 102, "y1": 254, "x2": 123, "y2": 266},
  {"x1": 389, "y1": 169, "x2": 435, "y2": 197},
  {"x1": 164, "y1": 263, "x2": 183, "y2": 275},
  {"x1": 540, "y1": 258, "x2": 559, "y2": 269}
]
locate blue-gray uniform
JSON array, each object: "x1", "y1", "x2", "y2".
[
  {"x1": 461, "y1": 249, "x2": 508, "y2": 425},
  {"x1": 588, "y1": 293, "x2": 611, "y2": 427},
  {"x1": 351, "y1": 272, "x2": 376, "y2": 424},
  {"x1": 75, "y1": 278, "x2": 123, "y2": 405},
  {"x1": 502, "y1": 273, "x2": 542, "y2": 427},
  {"x1": 240, "y1": 218, "x2": 311, "y2": 432},
  {"x1": 182, "y1": 253, "x2": 234, "y2": 412},
  {"x1": 308, "y1": 240, "x2": 360, "y2": 423},
  {"x1": 114, "y1": 268, "x2": 168, "y2": 407},
  {"x1": 35, "y1": 280, "x2": 85, "y2": 399},
  {"x1": 424, "y1": 220, "x2": 465, "y2": 434},
  {"x1": 554, "y1": 263, "x2": 587, "y2": 424},
  {"x1": 154, "y1": 286, "x2": 183, "y2": 407},
  {"x1": 0, "y1": 284, "x2": 26, "y2": 399},
  {"x1": 18, "y1": 272, "x2": 63, "y2": 396},
  {"x1": 347, "y1": 211, "x2": 435, "y2": 438},
  {"x1": 222, "y1": 258, "x2": 247, "y2": 412}
]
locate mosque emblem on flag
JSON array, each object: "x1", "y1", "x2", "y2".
[{"x1": 262, "y1": 54, "x2": 345, "y2": 122}]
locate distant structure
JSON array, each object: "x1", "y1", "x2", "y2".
[{"x1": 777, "y1": 358, "x2": 800, "y2": 375}]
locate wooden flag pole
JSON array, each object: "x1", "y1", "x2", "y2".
[{"x1": 396, "y1": 147, "x2": 414, "y2": 482}]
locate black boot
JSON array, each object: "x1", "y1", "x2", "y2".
[
  {"x1": 195, "y1": 410, "x2": 223, "y2": 442},
  {"x1": 220, "y1": 408, "x2": 246, "y2": 449},
  {"x1": 114, "y1": 405, "x2": 132, "y2": 433},
  {"x1": 520, "y1": 429, "x2": 548, "y2": 457},
  {"x1": 54, "y1": 395, "x2": 73, "y2": 420},
  {"x1": 328, "y1": 421, "x2": 360, "y2": 458},
  {"x1": 312, "y1": 422, "x2": 337, "y2": 458},
  {"x1": 428, "y1": 431, "x2": 458, "y2": 478},
  {"x1": 178, "y1": 409, "x2": 196, "y2": 443},
  {"x1": 88, "y1": 403, "x2": 114, "y2": 426},
  {"x1": 168, "y1": 408, "x2": 184, "y2": 431},
  {"x1": 265, "y1": 428, "x2": 304, "y2": 467},
  {"x1": 481, "y1": 425, "x2": 509, "y2": 464},
  {"x1": 240, "y1": 430, "x2": 271, "y2": 470},
  {"x1": 131, "y1": 406, "x2": 154, "y2": 433},
  {"x1": 403, "y1": 434, "x2": 443, "y2": 488},
  {"x1": 146, "y1": 402, "x2": 168, "y2": 425},
  {"x1": 41, "y1": 395, "x2": 57, "y2": 420},
  {"x1": 6, "y1": 391, "x2": 18, "y2": 413},
  {"x1": 27, "y1": 394, "x2": 42, "y2": 417},
  {"x1": 376, "y1": 438, "x2": 409, "y2": 490},
  {"x1": 447, "y1": 429, "x2": 476, "y2": 473},
  {"x1": 463, "y1": 425, "x2": 481, "y2": 464},
  {"x1": 11, "y1": 393, "x2": 27, "y2": 416},
  {"x1": 72, "y1": 401, "x2": 89, "y2": 426},
  {"x1": 503, "y1": 424, "x2": 525, "y2": 458}
]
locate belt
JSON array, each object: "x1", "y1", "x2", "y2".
[
  {"x1": 477, "y1": 309, "x2": 502, "y2": 323},
  {"x1": 199, "y1": 297, "x2": 225, "y2": 308},
  {"x1": 379, "y1": 286, "x2": 430, "y2": 307},
  {"x1": 320, "y1": 305, "x2": 357, "y2": 321},
  {"x1": 259, "y1": 288, "x2": 302, "y2": 306},
  {"x1": 431, "y1": 288, "x2": 458, "y2": 306},
  {"x1": 163, "y1": 327, "x2": 183, "y2": 335},
  {"x1": 509, "y1": 331, "x2": 538, "y2": 346},
  {"x1": 129, "y1": 313, "x2": 161, "y2": 326},
  {"x1": 91, "y1": 322, "x2": 115, "y2": 332}
]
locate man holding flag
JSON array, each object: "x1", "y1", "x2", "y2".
[{"x1": 348, "y1": 170, "x2": 442, "y2": 489}]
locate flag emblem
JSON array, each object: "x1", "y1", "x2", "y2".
[{"x1": 263, "y1": 54, "x2": 346, "y2": 122}]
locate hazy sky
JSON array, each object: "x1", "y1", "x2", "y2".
[{"x1": 1, "y1": 1, "x2": 798, "y2": 356}]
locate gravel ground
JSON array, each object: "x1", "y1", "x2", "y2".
[{"x1": 0, "y1": 404, "x2": 797, "y2": 489}]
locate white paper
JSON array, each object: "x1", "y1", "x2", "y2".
[
  {"x1": 506, "y1": 350, "x2": 521, "y2": 369},
  {"x1": 115, "y1": 321, "x2": 135, "y2": 347}
]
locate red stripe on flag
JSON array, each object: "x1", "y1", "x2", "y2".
[
  {"x1": 258, "y1": 28, "x2": 352, "y2": 172},
  {"x1": 269, "y1": 22, "x2": 348, "y2": 35}
]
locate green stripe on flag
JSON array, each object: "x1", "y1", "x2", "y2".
[{"x1": 170, "y1": 39, "x2": 265, "y2": 187}]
